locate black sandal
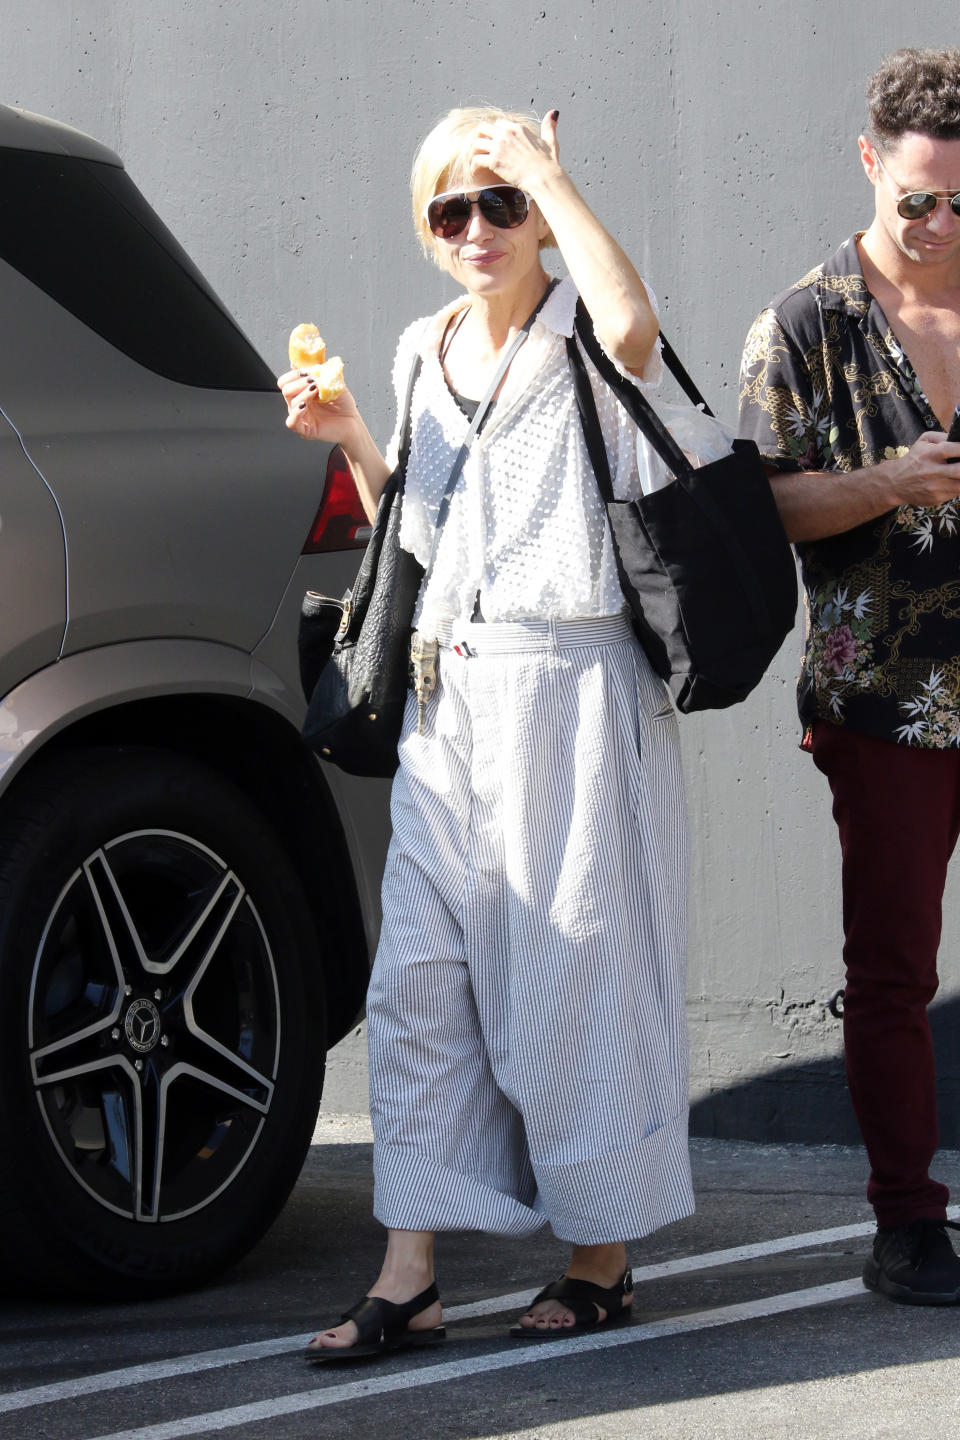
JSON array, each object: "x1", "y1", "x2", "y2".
[
  {"x1": 304, "y1": 1282, "x2": 446, "y2": 1364},
  {"x1": 509, "y1": 1267, "x2": 634, "y2": 1339}
]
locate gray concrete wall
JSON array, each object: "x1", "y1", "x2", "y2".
[{"x1": 5, "y1": 0, "x2": 960, "y2": 1141}]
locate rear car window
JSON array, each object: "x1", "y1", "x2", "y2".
[{"x1": 0, "y1": 148, "x2": 274, "y2": 390}]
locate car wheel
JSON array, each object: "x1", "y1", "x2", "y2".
[{"x1": 0, "y1": 745, "x2": 326, "y2": 1298}]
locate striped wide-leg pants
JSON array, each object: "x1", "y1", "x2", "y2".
[{"x1": 368, "y1": 612, "x2": 693, "y2": 1245}]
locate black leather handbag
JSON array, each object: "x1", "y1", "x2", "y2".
[
  {"x1": 567, "y1": 301, "x2": 797, "y2": 713},
  {"x1": 299, "y1": 356, "x2": 424, "y2": 777}
]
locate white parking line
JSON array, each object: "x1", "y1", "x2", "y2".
[
  {"x1": 0, "y1": 1336, "x2": 305, "y2": 1415},
  {"x1": 0, "y1": 1211, "x2": 903, "y2": 1418},
  {"x1": 446, "y1": 1215, "x2": 882, "y2": 1320},
  {"x1": 84, "y1": 1280, "x2": 868, "y2": 1440}
]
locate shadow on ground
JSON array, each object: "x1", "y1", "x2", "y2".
[{"x1": 691, "y1": 994, "x2": 960, "y2": 1146}]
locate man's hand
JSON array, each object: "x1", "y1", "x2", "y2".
[
  {"x1": 770, "y1": 431, "x2": 960, "y2": 542},
  {"x1": 883, "y1": 430, "x2": 960, "y2": 508}
]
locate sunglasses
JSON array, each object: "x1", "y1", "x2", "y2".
[
  {"x1": 875, "y1": 152, "x2": 960, "y2": 220},
  {"x1": 425, "y1": 184, "x2": 531, "y2": 240}
]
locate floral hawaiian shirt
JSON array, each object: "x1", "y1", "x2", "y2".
[{"x1": 739, "y1": 234, "x2": 960, "y2": 748}]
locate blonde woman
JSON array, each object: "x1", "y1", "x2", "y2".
[{"x1": 279, "y1": 105, "x2": 692, "y2": 1358}]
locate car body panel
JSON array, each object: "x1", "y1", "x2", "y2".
[
  {"x1": 0, "y1": 259, "x2": 327, "y2": 660},
  {"x1": 253, "y1": 550, "x2": 393, "y2": 955},
  {"x1": 251, "y1": 650, "x2": 391, "y2": 960},
  {"x1": 0, "y1": 407, "x2": 66, "y2": 696},
  {"x1": 0, "y1": 639, "x2": 252, "y2": 788}
]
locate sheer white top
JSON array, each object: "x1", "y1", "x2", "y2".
[{"x1": 386, "y1": 275, "x2": 661, "y2": 640}]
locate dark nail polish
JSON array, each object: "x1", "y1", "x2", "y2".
[
  {"x1": 552, "y1": 109, "x2": 559, "y2": 120},
  {"x1": 298, "y1": 401, "x2": 307, "y2": 409}
]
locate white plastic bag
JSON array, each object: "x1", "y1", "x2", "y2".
[{"x1": 636, "y1": 398, "x2": 737, "y2": 495}]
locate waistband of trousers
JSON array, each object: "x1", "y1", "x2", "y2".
[{"x1": 433, "y1": 611, "x2": 633, "y2": 656}]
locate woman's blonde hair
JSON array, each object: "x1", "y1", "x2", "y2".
[{"x1": 411, "y1": 105, "x2": 557, "y2": 266}]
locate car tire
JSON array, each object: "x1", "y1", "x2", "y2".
[{"x1": 0, "y1": 744, "x2": 326, "y2": 1298}]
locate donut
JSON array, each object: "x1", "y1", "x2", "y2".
[{"x1": 288, "y1": 324, "x2": 345, "y2": 402}]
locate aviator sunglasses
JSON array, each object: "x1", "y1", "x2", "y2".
[
  {"x1": 425, "y1": 184, "x2": 532, "y2": 240},
  {"x1": 874, "y1": 152, "x2": 960, "y2": 220}
]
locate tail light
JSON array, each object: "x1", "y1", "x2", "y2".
[{"x1": 301, "y1": 445, "x2": 372, "y2": 553}]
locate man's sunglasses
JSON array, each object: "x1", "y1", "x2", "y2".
[
  {"x1": 425, "y1": 185, "x2": 531, "y2": 240},
  {"x1": 875, "y1": 152, "x2": 960, "y2": 220}
]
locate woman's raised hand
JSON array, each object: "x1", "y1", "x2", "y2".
[
  {"x1": 277, "y1": 369, "x2": 362, "y2": 442},
  {"x1": 470, "y1": 110, "x2": 659, "y2": 377},
  {"x1": 471, "y1": 110, "x2": 562, "y2": 193}
]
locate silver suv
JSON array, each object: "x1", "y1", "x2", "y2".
[{"x1": 0, "y1": 106, "x2": 389, "y2": 1298}]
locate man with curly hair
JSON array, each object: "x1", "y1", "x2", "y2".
[{"x1": 740, "y1": 48, "x2": 960, "y2": 1304}]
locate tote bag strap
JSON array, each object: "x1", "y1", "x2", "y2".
[
  {"x1": 572, "y1": 298, "x2": 714, "y2": 422},
  {"x1": 564, "y1": 331, "x2": 617, "y2": 505},
  {"x1": 571, "y1": 300, "x2": 696, "y2": 482},
  {"x1": 658, "y1": 334, "x2": 714, "y2": 417},
  {"x1": 566, "y1": 303, "x2": 773, "y2": 628},
  {"x1": 572, "y1": 300, "x2": 758, "y2": 559}
]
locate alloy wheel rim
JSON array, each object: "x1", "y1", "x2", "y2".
[{"x1": 28, "y1": 829, "x2": 281, "y2": 1223}]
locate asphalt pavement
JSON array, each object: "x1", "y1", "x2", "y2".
[{"x1": 3, "y1": 1028, "x2": 960, "y2": 1440}]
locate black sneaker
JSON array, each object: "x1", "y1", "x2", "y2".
[{"x1": 863, "y1": 1218, "x2": 960, "y2": 1304}]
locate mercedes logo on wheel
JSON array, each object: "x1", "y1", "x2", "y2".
[{"x1": 124, "y1": 997, "x2": 162, "y2": 1054}]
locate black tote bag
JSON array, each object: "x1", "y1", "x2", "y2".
[{"x1": 567, "y1": 302, "x2": 797, "y2": 713}]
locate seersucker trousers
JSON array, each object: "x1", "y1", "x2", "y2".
[{"x1": 367, "y1": 612, "x2": 694, "y2": 1245}]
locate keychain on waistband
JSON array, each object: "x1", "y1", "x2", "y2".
[{"x1": 409, "y1": 632, "x2": 439, "y2": 735}]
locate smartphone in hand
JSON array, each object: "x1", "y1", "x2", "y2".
[{"x1": 948, "y1": 404, "x2": 960, "y2": 454}]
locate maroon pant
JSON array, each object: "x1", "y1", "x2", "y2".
[{"x1": 811, "y1": 719, "x2": 959, "y2": 1226}]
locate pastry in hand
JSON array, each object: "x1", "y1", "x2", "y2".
[{"x1": 288, "y1": 324, "x2": 345, "y2": 402}]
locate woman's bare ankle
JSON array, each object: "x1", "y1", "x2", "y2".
[
  {"x1": 372, "y1": 1228, "x2": 436, "y2": 1299},
  {"x1": 370, "y1": 1266, "x2": 435, "y2": 1300},
  {"x1": 566, "y1": 1242, "x2": 628, "y2": 1286}
]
